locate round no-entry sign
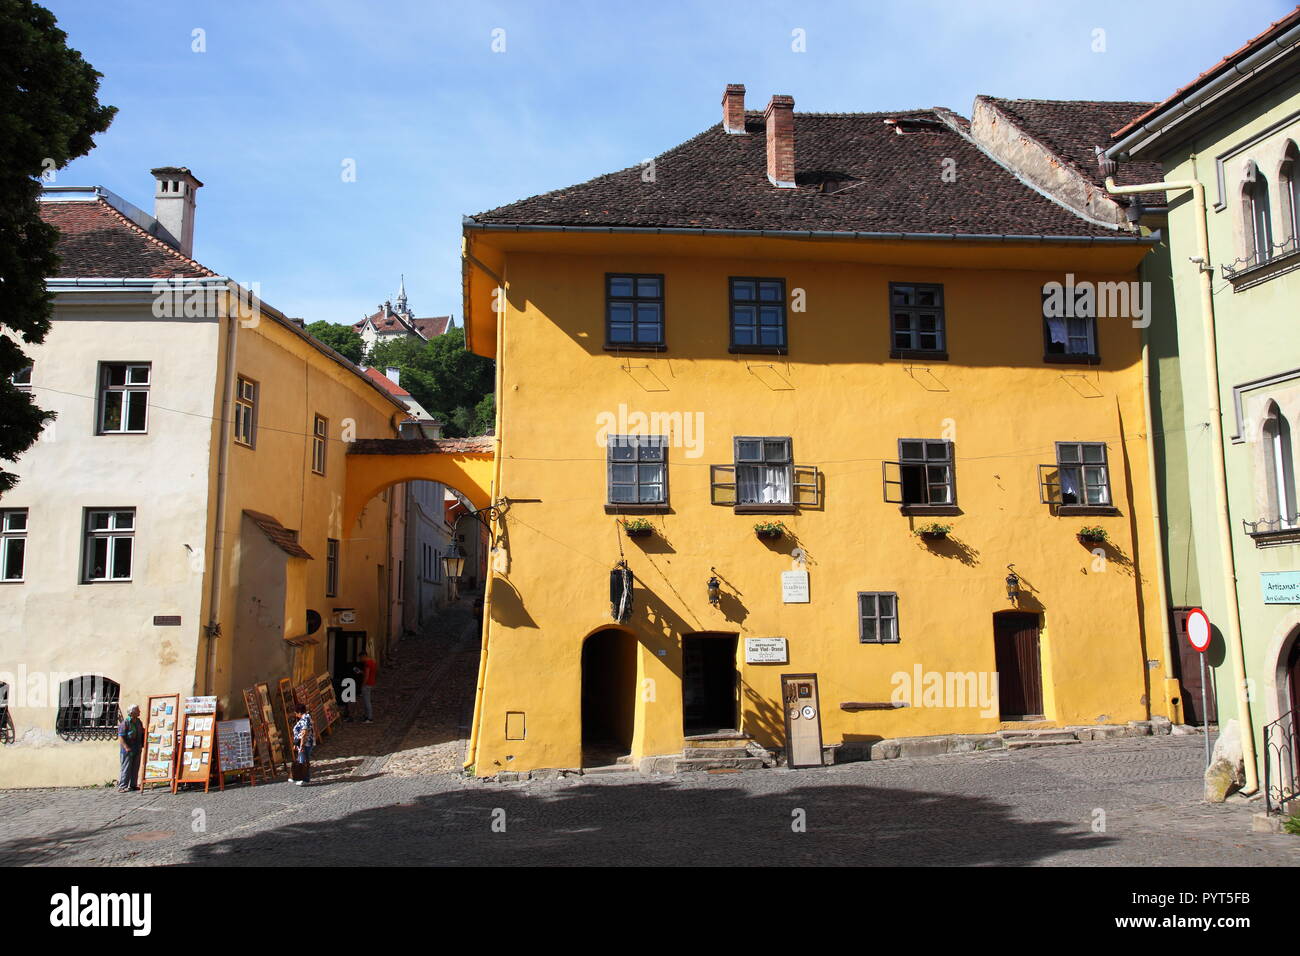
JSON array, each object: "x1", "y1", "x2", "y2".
[{"x1": 1186, "y1": 607, "x2": 1212, "y2": 653}]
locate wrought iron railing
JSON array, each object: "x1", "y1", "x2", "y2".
[
  {"x1": 1222, "y1": 235, "x2": 1300, "y2": 279},
  {"x1": 1264, "y1": 710, "x2": 1297, "y2": 815},
  {"x1": 1243, "y1": 514, "x2": 1300, "y2": 535}
]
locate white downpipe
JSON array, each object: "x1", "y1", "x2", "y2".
[
  {"x1": 1105, "y1": 175, "x2": 1258, "y2": 794},
  {"x1": 204, "y1": 291, "x2": 240, "y2": 697}
]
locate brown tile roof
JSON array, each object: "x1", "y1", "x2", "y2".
[
  {"x1": 471, "y1": 109, "x2": 1122, "y2": 237},
  {"x1": 978, "y1": 97, "x2": 1165, "y2": 207},
  {"x1": 352, "y1": 310, "x2": 452, "y2": 339},
  {"x1": 40, "y1": 198, "x2": 218, "y2": 278},
  {"x1": 347, "y1": 437, "x2": 494, "y2": 456},
  {"x1": 1113, "y1": 6, "x2": 1300, "y2": 142},
  {"x1": 243, "y1": 510, "x2": 313, "y2": 559},
  {"x1": 362, "y1": 366, "x2": 411, "y2": 397}
]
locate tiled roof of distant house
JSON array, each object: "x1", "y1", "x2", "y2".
[
  {"x1": 470, "y1": 109, "x2": 1126, "y2": 238},
  {"x1": 352, "y1": 309, "x2": 453, "y2": 339},
  {"x1": 363, "y1": 366, "x2": 411, "y2": 397},
  {"x1": 977, "y1": 97, "x2": 1165, "y2": 207},
  {"x1": 40, "y1": 198, "x2": 218, "y2": 278}
]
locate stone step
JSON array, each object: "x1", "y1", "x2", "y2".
[
  {"x1": 675, "y1": 756, "x2": 766, "y2": 772},
  {"x1": 683, "y1": 746, "x2": 751, "y2": 760},
  {"x1": 582, "y1": 763, "x2": 637, "y2": 775},
  {"x1": 999, "y1": 730, "x2": 1078, "y2": 743},
  {"x1": 1004, "y1": 737, "x2": 1082, "y2": 750},
  {"x1": 684, "y1": 732, "x2": 752, "y2": 750}
]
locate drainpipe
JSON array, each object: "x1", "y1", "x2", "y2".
[
  {"x1": 464, "y1": 241, "x2": 506, "y2": 773},
  {"x1": 204, "y1": 288, "x2": 241, "y2": 696},
  {"x1": 1102, "y1": 166, "x2": 1258, "y2": 794}
]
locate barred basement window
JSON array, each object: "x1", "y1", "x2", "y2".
[
  {"x1": 859, "y1": 592, "x2": 899, "y2": 644},
  {"x1": 98, "y1": 363, "x2": 150, "y2": 433},
  {"x1": 55, "y1": 675, "x2": 121, "y2": 741},
  {"x1": 607, "y1": 434, "x2": 667, "y2": 505},
  {"x1": 1, "y1": 509, "x2": 27, "y2": 582},
  {"x1": 0, "y1": 680, "x2": 11, "y2": 744}
]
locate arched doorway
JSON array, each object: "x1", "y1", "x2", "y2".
[{"x1": 581, "y1": 628, "x2": 638, "y2": 766}]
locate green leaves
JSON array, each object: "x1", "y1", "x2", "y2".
[
  {"x1": 367, "y1": 327, "x2": 494, "y2": 438},
  {"x1": 0, "y1": 0, "x2": 115, "y2": 491},
  {"x1": 304, "y1": 321, "x2": 364, "y2": 365}
]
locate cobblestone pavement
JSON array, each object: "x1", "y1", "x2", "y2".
[{"x1": 3, "y1": 717, "x2": 1297, "y2": 866}]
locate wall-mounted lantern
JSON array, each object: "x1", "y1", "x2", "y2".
[
  {"x1": 1005, "y1": 565, "x2": 1020, "y2": 605},
  {"x1": 707, "y1": 568, "x2": 721, "y2": 606},
  {"x1": 442, "y1": 550, "x2": 466, "y2": 580}
]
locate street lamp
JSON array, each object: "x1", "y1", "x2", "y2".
[
  {"x1": 707, "y1": 568, "x2": 721, "y2": 606},
  {"x1": 1005, "y1": 565, "x2": 1020, "y2": 605},
  {"x1": 442, "y1": 551, "x2": 466, "y2": 580}
]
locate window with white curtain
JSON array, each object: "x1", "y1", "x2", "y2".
[{"x1": 735, "y1": 437, "x2": 792, "y2": 505}]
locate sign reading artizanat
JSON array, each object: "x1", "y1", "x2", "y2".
[
  {"x1": 1261, "y1": 571, "x2": 1300, "y2": 604},
  {"x1": 745, "y1": 637, "x2": 789, "y2": 664}
]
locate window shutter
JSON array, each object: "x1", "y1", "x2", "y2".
[
  {"x1": 710, "y1": 465, "x2": 737, "y2": 506},
  {"x1": 882, "y1": 460, "x2": 904, "y2": 504},
  {"x1": 1038, "y1": 464, "x2": 1063, "y2": 504},
  {"x1": 793, "y1": 465, "x2": 821, "y2": 508}
]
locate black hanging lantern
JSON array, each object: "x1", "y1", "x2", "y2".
[
  {"x1": 610, "y1": 560, "x2": 633, "y2": 623},
  {"x1": 707, "y1": 567, "x2": 721, "y2": 606},
  {"x1": 1005, "y1": 565, "x2": 1020, "y2": 604}
]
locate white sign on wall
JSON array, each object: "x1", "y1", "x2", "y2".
[
  {"x1": 745, "y1": 637, "x2": 788, "y2": 664},
  {"x1": 781, "y1": 570, "x2": 810, "y2": 603}
]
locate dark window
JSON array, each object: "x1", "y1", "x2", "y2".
[
  {"x1": 606, "y1": 274, "x2": 664, "y2": 347},
  {"x1": 607, "y1": 435, "x2": 667, "y2": 505},
  {"x1": 10, "y1": 366, "x2": 32, "y2": 389},
  {"x1": 234, "y1": 376, "x2": 258, "y2": 447},
  {"x1": 326, "y1": 538, "x2": 339, "y2": 597},
  {"x1": 859, "y1": 592, "x2": 899, "y2": 644},
  {"x1": 1, "y1": 509, "x2": 26, "y2": 582},
  {"x1": 83, "y1": 509, "x2": 134, "y2": 582},
  {"x1": 55, "y1": 675, "x2": 121, "y2": 741},
  {"x1": 884, "y1": 440, "x2": 955, "y2": 506},
  {"x1": 98, "y1": 363, "x2": 150, "y2": 433},
  {"x1": 0, "y1": 681, "x2": 11, "y2": 745},
  {"x1": 730, "y1": 277, "x2": 787, "y2": 351},
  {"x1": 1040, "y1": 442, "x2": 1112, "y2": 506},
  {"x1": 312, "y1": 415, "x2": 328, "y2": 475},
  {"x1": 890, "y1": 283, "x2": 945, "y2": 354}
]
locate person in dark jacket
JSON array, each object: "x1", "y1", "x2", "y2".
[{"x1": 117, "y1": 705, "x2": 144, "y2": 792}]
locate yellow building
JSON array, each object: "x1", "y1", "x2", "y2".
[
  {"x1": 460, "y1": 88, "x2": 1173, "y2": 775},
  {"x1": 0, "y1": 170, "x2": 407, "y2": 787}
]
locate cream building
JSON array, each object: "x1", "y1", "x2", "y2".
[{"x1": 0, "y1": 168, "x2": 409, "y2": 787}]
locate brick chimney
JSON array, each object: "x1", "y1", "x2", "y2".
[
  {"x1": 764, "y1": 95, "x2": 795, "y2": 188},
  {"x1": 150, "y1": 167, "x2": 202, "y2": 258},
  {"x1": 722, "y1": 84, "x2": 746, "y2": 134}
]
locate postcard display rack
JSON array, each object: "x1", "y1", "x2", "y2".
[
  {"x1": 316, "y1": 673, "x2": 341, "y2": 732},
  {"x1": 254, "y1": 682, "x2": 290, "y2": 769},
  {"x1": 215, "y1": 718, "x2": 259, "y2": 787},
  {"x1": 239, "y1": 687, "x2": 277, "y2": 782},
  {"x1": 174, "y1": 695, "x2": 222, "y2": 793},
  {"x1": 277, "y1": 678, "x2": 297, "y2": 749},
  {"x1": 140, "y1": 694, "x2": 180, "y2": 790}
]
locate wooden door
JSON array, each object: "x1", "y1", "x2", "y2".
[
  {"x1": 993, "y1": 612, "x2": 1043, "y2": 719},
  {"x1": 781, "y1": 674, "x2": 824, "y2": 768},
  {"x1": 1171, "y1": 607, "x2": 1217, "y2": 725}
]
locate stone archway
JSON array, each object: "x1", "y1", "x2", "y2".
[{"x1": 343, "y1": 437, "x2": 495, "y2": 537}]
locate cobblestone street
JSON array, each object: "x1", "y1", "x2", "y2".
[{"x1": 1, "y1": 595, "x2": 1297, "y2": 868}]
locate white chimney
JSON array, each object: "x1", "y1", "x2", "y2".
[
  {"x1": 385, "y1": 367, "x2": 401, "y2": 385},
  {"x1": 150, "y1": 166, "x2": 202, "y2": 257}
]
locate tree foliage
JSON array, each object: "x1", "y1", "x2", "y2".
[
  {"x1": 367, "y1": 327, "x2": 494, "y2": 437},
  {"x1": 304, "y1": 320, "x2": 364, "y2": 365},
  {"x1": 0, "y1": 0, "x2": 115, "y2": 490}
]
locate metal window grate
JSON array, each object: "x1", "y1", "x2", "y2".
[{"x1": 54, "y1": 676, "x2": 122, "y2": 741}]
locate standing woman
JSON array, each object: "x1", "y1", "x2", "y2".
[{"x1": 291, "y1": 702, "x2": 316, "y2": 786}]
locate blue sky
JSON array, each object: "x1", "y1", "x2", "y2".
[{"x1": 45, "y1": 0, "x2": 1294, "y2": 325}]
